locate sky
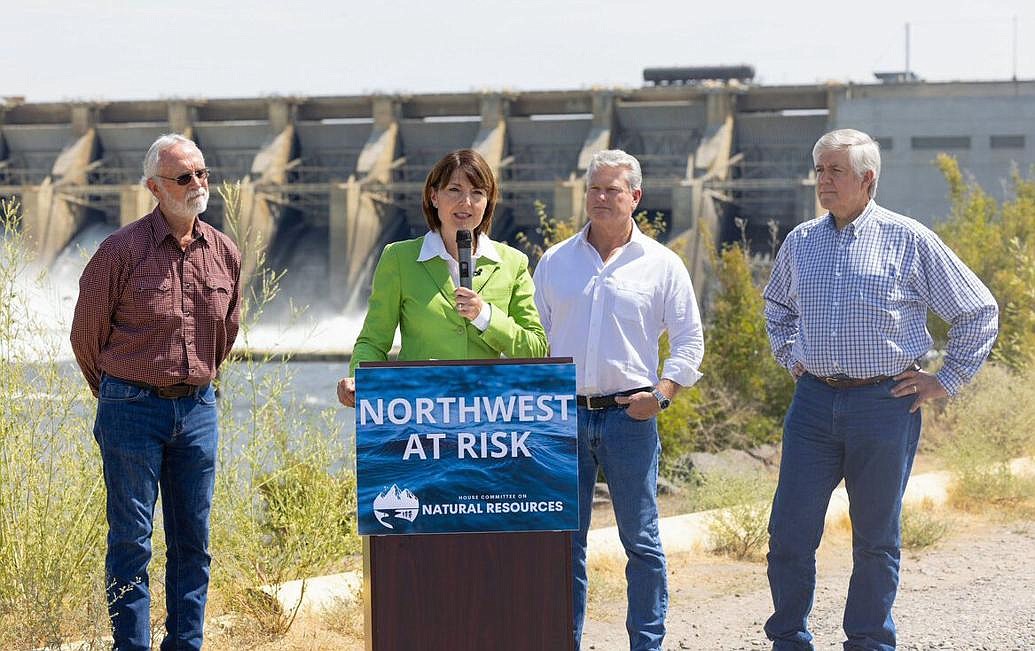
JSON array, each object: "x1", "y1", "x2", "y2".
[{"x1": 1, "y1": 1, "x2": 1032, "y2": 104}]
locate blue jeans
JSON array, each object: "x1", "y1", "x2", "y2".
[
  {"x1": 93, "y1": 375, "x2": 219, "y2": 651},
  {"x1": 765, "y1": 375, "x2": 921, "y2": 651},
  {"x1": 573, "y1": 406, "x2": 666, "y2": 651}
]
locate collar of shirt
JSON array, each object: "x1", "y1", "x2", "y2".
[
  {"x1": 574, "y1": 219, "x2": 648, "y2": 261},
  {"x1": 825, "y1": 199, "x2": 877, "y2": 238},
  {"x1": 418, "y1": 230, "x2": 497, "y2": 329},
  {"x1": 149, "y1": 207, "x2": 207, "y2": 247},
  {"x1": 418, "y1": 230, "x2": 501, "y2": 264}
]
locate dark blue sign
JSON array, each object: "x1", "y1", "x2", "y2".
[{"x1": 355, "y1": 362, "x2": 578, "y2": 535}]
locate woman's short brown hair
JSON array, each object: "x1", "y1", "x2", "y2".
[{"x1": 421, "y1": 149, "x2": 499, "y2": 237}]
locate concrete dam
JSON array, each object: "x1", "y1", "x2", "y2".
[{"x1": 2, "y1": 72, "x2": 1032, "y2": 316}]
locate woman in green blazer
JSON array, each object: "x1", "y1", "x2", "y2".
[{"x1": 337, "y1": 149, "x2": 548, "y2": 407}]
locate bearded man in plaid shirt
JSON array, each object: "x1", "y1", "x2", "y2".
[
  {"x1": 762, "y1": 128, "x2": 998, "y2": 650},
  {"x1": 71, "y1": 134, "x2": 240, "y2": 650}
]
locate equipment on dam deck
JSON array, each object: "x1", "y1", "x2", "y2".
[{"x1": 643, "y1": 65, "x2": 755, "y2": 86}]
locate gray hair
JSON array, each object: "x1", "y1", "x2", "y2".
[
  {"x1": 586, "y1": 149, "x2": 643, "y2": 192},
  {"x1": 141, "y1": 134, "x2": 198, "y2": 184},
  {"x1": 812, "y1": 128, "x2": 881, "y2": 198}
]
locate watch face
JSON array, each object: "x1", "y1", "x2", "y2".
[{"x1": 653, "y1": 389, "x2": 670, "y2": 410}]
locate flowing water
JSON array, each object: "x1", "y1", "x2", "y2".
[{"x1": 19, "y1": 220, "x2": 365, "y2": 445}]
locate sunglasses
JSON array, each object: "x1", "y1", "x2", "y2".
[{"x1": 154, "y1": 169, "x2": 210, "y2": 185}]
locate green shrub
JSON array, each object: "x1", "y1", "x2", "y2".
[
  {"x1": 935, "y1": 156, "x2": 1035, "y2": 368},
  {"x1": 662, "y1": 241, "x2": 792, "y2": 459},
  {"x1": 705, "y1": 243, "x2": 793, "y2": 425},
  {"x1": 697, "y1": 472, "x2": 775, "y2": 561},
  {"x1": 708, "y1": 502, "x2": 771, "y2": 561}
]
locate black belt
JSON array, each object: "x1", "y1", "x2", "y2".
[
  {"x1": 576, "y1": 387, "x2": 652, "y2": 410},
  {"x1": 810, "y1": 362, "x2": 920, "y2": 389},
  {"x1": 117, "y1": 377, "x2": 205, "y2": 399}
]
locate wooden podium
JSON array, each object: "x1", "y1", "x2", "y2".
[
  {"x1": 356, "y1": 359, "x2": 576, "y2": 651},
  {"x1": 364, "y1": 532, "x2": 572, "y2": 650}
]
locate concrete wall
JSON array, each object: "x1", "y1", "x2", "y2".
[{"x1": 834, "y1": 82, "x2": 1035, "y2": 224}]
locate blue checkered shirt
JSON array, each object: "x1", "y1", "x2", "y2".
[{"x1": 763, "y1": 201, "x2": 998, "y2": 396}]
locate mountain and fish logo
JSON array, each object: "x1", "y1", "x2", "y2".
[{"x1": 372, "y1": 484, "x2": 420, "y2": 529}]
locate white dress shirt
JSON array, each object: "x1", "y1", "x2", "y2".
[
  {"x1": 417, "y1": 230, "x2": 498, "y2": 331},
  {"x1": 533, "y1": 222, "x2": 704, "y2": 395}
]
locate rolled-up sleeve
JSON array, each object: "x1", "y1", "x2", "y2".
[{"x1": 661, "y1": 260, "x2": 704, "y2": 387}]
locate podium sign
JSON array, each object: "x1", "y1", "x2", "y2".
[{"x1": 355, "y1": 361, "x2": 578, "y2": 535}]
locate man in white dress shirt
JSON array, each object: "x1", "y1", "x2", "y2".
[{"x1": 533, "y1": 149, "x2": 705, "y2": 651}]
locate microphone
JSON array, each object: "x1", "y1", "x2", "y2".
[{"x1": 456, "y1": 229, "x2": 473, "y2": 289}]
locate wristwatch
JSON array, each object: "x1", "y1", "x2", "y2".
[{"x1": 651, "y1": 388, "x2": 671, "y2": 411}]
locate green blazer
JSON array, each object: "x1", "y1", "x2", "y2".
[{"x1": 349, "y1": 235, "x2": 548, "y2": 373}]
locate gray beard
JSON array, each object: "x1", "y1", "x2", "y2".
[{"x1": 165, "y1": 189, "x2": 209, "y2": 217}]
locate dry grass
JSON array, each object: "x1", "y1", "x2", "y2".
[
  {"x1": 585, "y1": 553, "x2": 629, "y2": 620},
  {"x1": 900, "y1": 498, "x2": 953, "y2": 550},
  {"x1": 931, "y1": 365, "x2": 1035, "y2": 515},
  {"x1": 319, "y1": 595, "x2": 366, "y2": 641}
]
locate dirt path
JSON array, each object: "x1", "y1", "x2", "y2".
[{"x1": 582, "y1": 514, "x2": 1035, "y2": 650}]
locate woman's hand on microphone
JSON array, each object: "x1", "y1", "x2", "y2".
[{"x1": 454, "y1": 287, "x2": 484, "y2": 321}]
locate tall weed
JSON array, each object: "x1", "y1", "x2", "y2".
[
  {"x1": 206, "y1": 182, "x2": 361, "y2": 640},
  {"x1": 0, "y1": 200, "x2": 108, "y2": 647}
]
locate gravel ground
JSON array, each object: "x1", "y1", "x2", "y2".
[{"x1": 582, "y1": 515, "x2": 1035, "y2": 650}]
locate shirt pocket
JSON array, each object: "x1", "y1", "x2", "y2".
[
  {"x1": 203, "y1": 280, "x2": 232, "y2": 317},
  {"x1": 852, "y1": 273, "x2": 901, "y2": 334},
  {"x1": 612, "y1": 283, "x2": 654, "y2": 323},
  {"x1": 135, "y1": 278, "x2": 172, "y2": 313}
]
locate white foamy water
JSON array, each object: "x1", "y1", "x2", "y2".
[
  {"x1": 13, "y1": 222, "x2": 379, "y2": 359},
  {"x1": 2, "y1": 223, "x2": 117, "y2": 361},
  {"x1": 237, "y1": 312, "x2": 377, "y2": 356}
]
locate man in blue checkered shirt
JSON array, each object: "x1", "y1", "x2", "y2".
[{"x1": 762, "y1": 128, "x2": 998, "y2": 650}]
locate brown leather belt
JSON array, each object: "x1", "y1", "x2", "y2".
[
  {"x1": 812, "y1": 374, "x2": 892, "y2": 389},
  {"x1": 118, "y1": 377, "x2": 205, "y2": 399},
  {"x1": 576, "y1": 386, "x2": 652, "y2": 410}
]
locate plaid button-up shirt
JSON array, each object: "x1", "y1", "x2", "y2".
[
  {"x1": 763, "y1": 201, "x2": 998, "y2": 396},
  {"x1": 71, "y1": 207, "x2": 241, "y2": 396}
]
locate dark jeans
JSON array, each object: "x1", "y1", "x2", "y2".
[
  {"x1": 93, "y1": 375, "x2": 218, "y2": 651},
  {"x1": 573, "y1": 406, "x2": 666, "y2": 651},
  {"x1": 765, "y1": 375, "x2": 921, "y2": 651}
]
